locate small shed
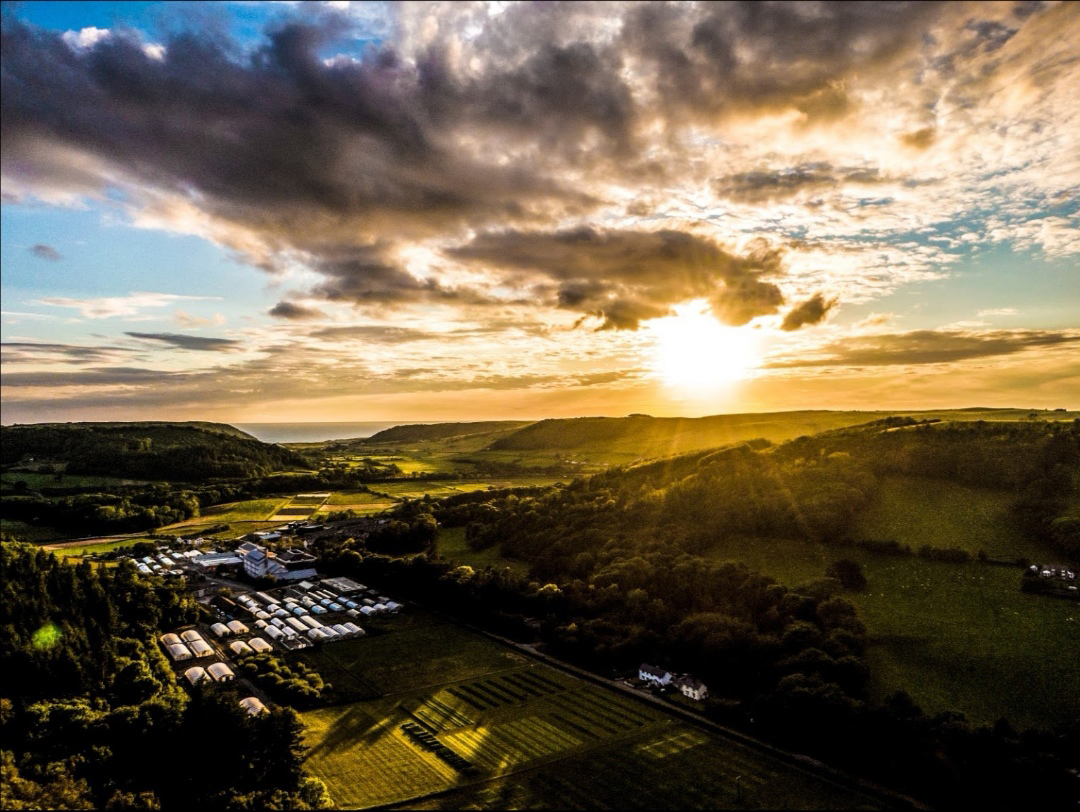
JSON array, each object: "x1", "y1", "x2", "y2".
[
  {"x1": 184, "y1": 666, "x2": 208, "y2": 685},
  {"x1": 180, "y1": 629, "x2": 204, "y2": 643},
  {"x1": 264, "y1": 625, "x2": 284, "y2": 640},
  {"x1": 248, "y1": 637, "x2": 273, "y2": 652},
  {"x1": 226, "y1": 620, "x2": 249, "y2": 635},
  {"x1": 160, "y1": 633, "x2": 182, "y2": 647},
  {"x1": 342, "y1": 622, "x2": 364, "y2": 637},
  {"x1": 167, "y1": 643, "x2": 193, "y2": 661},
  {"x1": 207, "y1": 662, "x2": 235, "y2": 682},
  {"x1": 230, "y1": 640, "x2": 254, "y2": 656},
  {"x1": 308, "y1": 628, "x2": 328, "y2": 641},
  {"x1": 239, "y1": 697, "x2": 268, "y2": 716},
  {"x1": 210, "y1": 622, "x2": 231, "y2": 638},
  {"x1": 332, "y1": 623, "x2": 352, "y2": 637}
]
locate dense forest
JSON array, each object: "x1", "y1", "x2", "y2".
[
  {"x1": 1, "y1": 423, "x2": 306, "y2": 482},
  {"x1": 0, "y1": 543, "x2": 329, "y2": 810}
]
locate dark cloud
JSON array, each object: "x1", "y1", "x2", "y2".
[
  {"x1": 310, "y1": 325, "x2": 434, "y2": 344},
  {"x1": 30, "y1": 243, "x2": 62, "y2": 260},
  {"x1": 124, "y1": 332, "x2": 239, "y2": 351},
  {"x1": 767, "y1": 330, "x2": 1080, "y2": 368},
  {"x1": 268, "y1": 301, "x2": 326, "y2": 320},
  {"x1": 1, "y1": 367, "x2": 168, "y2": 387},
  {"x1": 620, "y1": 1, "x2": 944, "y2": 124},
  {"x1": 713, "y1": 163, "x2": 890, "y2": 204},
  {"x1": 899, "y1": 127, "x2": 936, "y2": 150},
  {"x1": 0, "y1": 2, "x2": 965, "y2": 313},
  {"x1": 451, "y1": 228, "x2": 786, "y2": 329},
  {"x1": 1, "y1": 341, "x2": 130, "y2": 364},
  {"x1": 780, "y1": 293, "x2": 838, "y2": 331}
]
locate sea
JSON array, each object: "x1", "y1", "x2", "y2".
[{"x1": 232, "y1": 422, "x2": 402, "y2": 444}]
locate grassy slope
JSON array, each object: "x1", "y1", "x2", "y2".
[
  {"x1": 852, "y1": 475, "x2": 1037, "y2": 559},
  {"x1": 361, "y1": 421, "x2": 535, "y2": 444},
  {"x1": 697, "y1": 474, "x2": 1076, "y2": 730},
  {"x1": 487, "y1": 408, "x2": 1077, "y2": 459},
  {"x1": 436, "y1": 526, "x2": 529, "y2": 575}
]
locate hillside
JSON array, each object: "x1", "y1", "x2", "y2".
[
  {"x1": 484, "y1": 408, "x2": 1075, "y2": 458},
  {"x1": 432, "y1": 418, "x2": 1079, "y2": 729},
  {"x1": 360, "y1": 421, "x2": 534, "y2": 445},
  {"x1": 0, "y1": 421, "x2": 307, "y2": 482}
]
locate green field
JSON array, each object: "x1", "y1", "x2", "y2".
[
  {"x1": 325, "y1": 491, "x2": 392, "y2": 506},
  {"x1": 46, "y1": 537, "x2": 158, "y2": 559},
  {"x1": 852, "y1": 476, "x2": 1037, "y2": 560},
  {"x1": 0, "y1": 471, "x2": 152, "y2": 491},
  {"x1": 435, "y1": 527, "x2": 529, "y2": 575},
  {"x1": 159, "y1": 498, "x2": 289, "y2": 535},
  {"x1": 0, "y1": 518, "x2": 64, "y2": 542},
  {"x1": 201, "y1": 498, "x2": 290, "y2": 521},
  {"x1": 299, "y1": 613, "x2": 883, "y2": 810},
  {"x1": 848, "y1": 556, "x2": 1079, "y2": 730},
  {"x1": 701, "y1": 537, "x2": 1076, "y2": 729}
]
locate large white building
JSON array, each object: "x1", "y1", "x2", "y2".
[{"x1": 238, "y1": 542, "x2": 317, "y2": 581}]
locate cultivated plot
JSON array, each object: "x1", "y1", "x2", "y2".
[{"x1": 300, "y1": 614, "x2": 884, "y2": 810}]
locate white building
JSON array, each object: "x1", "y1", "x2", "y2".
[
  {"x1": 638, "y1": 663, "x2": 672, "y2": 686},
  {"x1": 207, "y1": 663, "x2": 235, "y2": 682},
  {"x1": 184, "y1": 666, "x2": 208, "y2": 685},
  {"x1": 167, "y1": 643, "x2": 193, "y2": 661},
  {"x1": 239, "y1": 697, "x2": 268, "y2": 716},
  {"x1": 674, "y1": 676, "x2": 709, "y2": 701},
  {"x1": 230, "y1": 640, "x2": 254, "y2": 656}
]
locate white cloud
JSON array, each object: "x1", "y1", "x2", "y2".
[{"x1": 34, "y1": 292, "x2": 221, "y2": 320}]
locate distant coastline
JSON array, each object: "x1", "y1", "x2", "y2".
[{"x1": 232, "y1": 422, "x2": 401, "y2": 443}]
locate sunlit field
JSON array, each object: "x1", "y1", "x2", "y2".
[{"x1": 300, "y1": 613, "x2": 883, "y2": 810}]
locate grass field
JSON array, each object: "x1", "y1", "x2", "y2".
[
  {"x1": 46, "y1": 537, "x2": 157, "y2": 558},
  {"x1": 1, "y1": 471, "x2": 153, "y2": 491},
  {"x1": 702, "y1": 531, "x2": 1077, "y2": 729},
  {"x1": 848, "y1": 556, "x2": 1079, "y2": 731},
  {"x1": 200, "y1": 498, "x2": 290, "y2": 521},
  {"x1": 435, "y1": 527, "x2": 529, "y2": 575},
  {"x1": 852, "y1": 476, "x2": 1036, "y2": 560},
  {"x1": 0, "y1": 518, "x2": 65, "y2": 542},
  {"x1": 299, "y1": 612, "x2": 883, "y2": 810}
]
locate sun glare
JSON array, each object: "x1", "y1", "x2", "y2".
[{"x1": 648, "y1": 301, "x2": 761, "y2": 392}]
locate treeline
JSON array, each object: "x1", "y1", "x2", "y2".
[
  {"x1": 0, "y1": 542, "x2": 330, "y2": 810},
  {"x1": 1, "y1": 423, "x2": 306, "y2": 482},
  {"x1": 2, "y1": 489, "x2": 201, "y2": 536}
]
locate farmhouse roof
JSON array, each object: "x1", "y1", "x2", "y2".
[
  {"x1": 640, "y1": 663, "x2": 670, "y2": 678},
  {"x1": 674, "y1": 676, "x2": 707, "y2": 690}
]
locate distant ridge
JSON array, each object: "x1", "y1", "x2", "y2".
[
  {"x1": 484, "y1": 408, "x2": 1076, "y2": 457},
  {"x1": 361, "y1": 421, "x2": 534, "y2": 444}
]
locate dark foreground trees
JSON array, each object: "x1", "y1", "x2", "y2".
[{"x1": 0, "y1": 542, "x2": 330, "y2": 810}]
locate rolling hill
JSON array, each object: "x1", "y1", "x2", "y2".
[{"x1": 0, "y1": 421, "x2": 307, "y2": 481}]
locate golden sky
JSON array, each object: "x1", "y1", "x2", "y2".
[{"x1": 2, "y1": 1, "x2": 1078, "y2": 423}]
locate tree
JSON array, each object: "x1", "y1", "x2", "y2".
[{"x1": 826, "y1": 559, "x2": 867, "y2": 592}]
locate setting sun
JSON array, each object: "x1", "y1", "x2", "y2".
[{"x1": 648, "y1": 301, "x2": 761, "y2": 391}]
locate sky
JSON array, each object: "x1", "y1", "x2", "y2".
[{"x1": 2, "y1": 0, "x2": 1078, "y2": 425}]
